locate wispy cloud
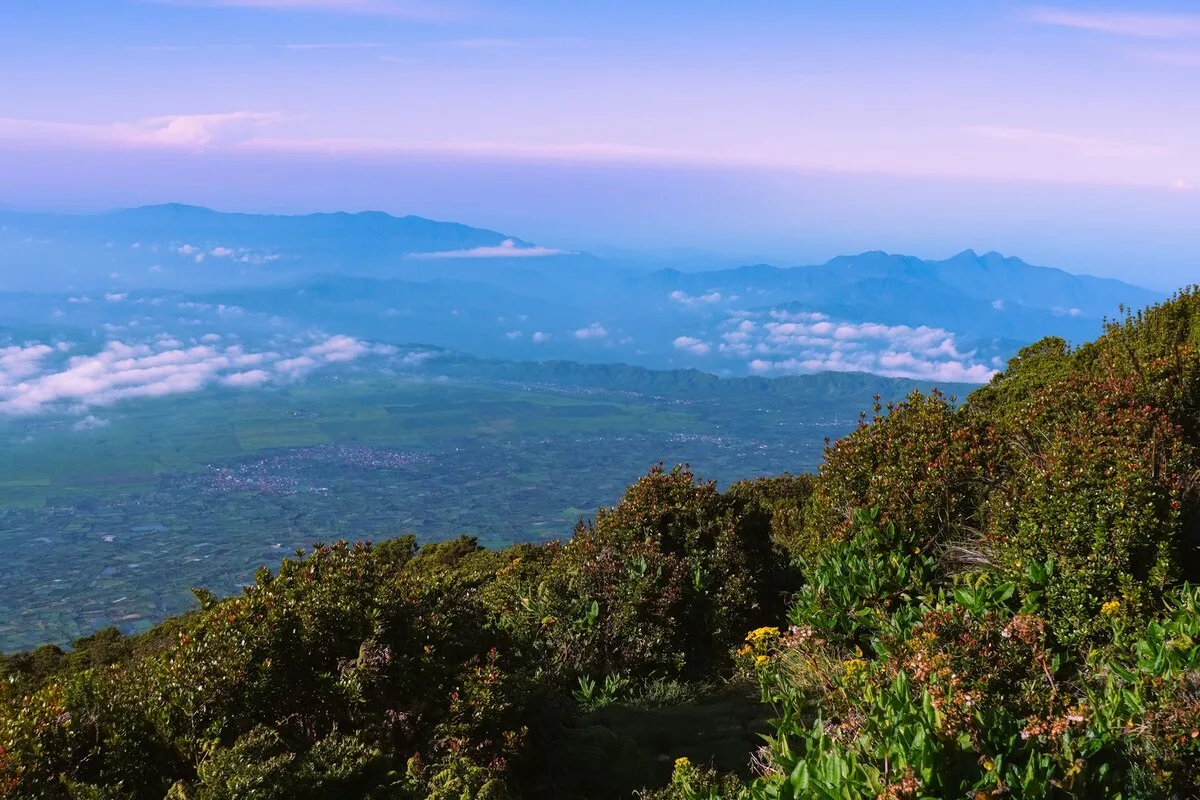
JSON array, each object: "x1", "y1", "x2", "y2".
[
  {"x1": 408, "y1": 238, "x2": 569, "y2": 259},
  {"x1": 2, "y1": 110, "x2": 1189, "y2": 191},
  {"x1": 445, "y1": 36, "x2": 583, "y2": 50},
  {"x1": 280, "y1": 41, "x2": 387, "y2": 50},
  {"x1": 449, "y1": 38, "x2": 524, "y2": 49},
  {"x1": 243, "y1": 136, "x2": 681, "y2": 163},
  {"x1": 126, "y1": 41, "x2": 387, "y2": 52},
  {"x1": 1026, "y1": 8, "x2": 1200, "y2": 39},
  {"x1": 0, "y1": 111, "x2": 289, "y2": 149},
  {"x1": 968, "y1": 125, "x2": 1166, "y2": 159},
  {"x1": 146, "y1": 0, "x2": 465, "y2": 21},
  {"x1": 1134, "y1": 48, "x2": 1200, "y2": 67}
]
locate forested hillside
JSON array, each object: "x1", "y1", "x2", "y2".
[{"x1": 3, "y1": 288, "x2": 1199, "y2": 799}]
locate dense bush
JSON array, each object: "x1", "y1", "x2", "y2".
[
  {"x1": 724, "y1": 473, "x2": 814, "y2": 559},
  {"x1": 986, "y1": 375, "x2": 1193, "y2": 644},
  {"x1": 661, "y1": 288, "x2": 1200, "y2": 800},
  {"x1": 653, "y1": 513, "x2": 1200, "y2": 799},
  {"x1": 1, "y1": 468, "x2": 787, "y2": 799},
  {"x1": 524, "y1": 464, "x2": 790, "y2": 681},
  {"x1": 0, "y1": 540, "x2": 551, "y2": 799},
  {"x1": 803, "y1": 389, "x2": 998, "y2": 561}
]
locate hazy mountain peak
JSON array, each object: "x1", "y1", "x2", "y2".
[{"x1": 107, "y1": 202, "x2": 221, "y2": 218}]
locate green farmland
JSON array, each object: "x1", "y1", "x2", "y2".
[{"x1": 0, "y1": 371, "x2": 895, "y2": 650}]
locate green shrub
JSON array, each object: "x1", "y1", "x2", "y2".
[
  {"x1": 530, "y1": 464, "x2": 789, "y2": 680},
  {"x1": 725, "y1": 473, "x2": 814, "y2": 560},
  {"x1": 985, "y1": 375, "x2": 1194, "y2": 645},
  {"x1": 803, "y1": 390, "x2": 997, "y2": 562},
  {"x1": 968, "y1": 335, "x2": 1074, "y2": 419},
  {"x1": 0, "y1": 539, "x2": 549, "y2": 800}
]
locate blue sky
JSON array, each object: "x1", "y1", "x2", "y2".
[{"x1": 2, "y1": 1, "x2": 1199, "y2": 288}]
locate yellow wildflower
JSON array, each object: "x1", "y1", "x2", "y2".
[
  {"x1": 755, "y1": 655, "x2": 770, "y2": 668},
  {"x1": 674, "y1": 756, "x2": 692, "y2": 769},
  {"x1": 843, "y1": 658, "x2": 868, "y2": 680},
  {"x1": 1100, "y1": 599, "x2": 1121, "y2": 617},
  {"x1": 744, "y1": 626, "x2": 781, "y2": 647}
]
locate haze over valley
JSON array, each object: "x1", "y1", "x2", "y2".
[{"x1": 0, "y1": 201, "x2": 1163, "y2": 649}]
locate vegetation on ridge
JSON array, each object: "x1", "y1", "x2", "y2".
[{"x1": 3, "y1": 288, "x2": 1200, "y2": 798}]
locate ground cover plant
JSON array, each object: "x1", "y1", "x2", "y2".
[{"x1": 3, "y1": 288, "x2": 1200, "y2": 798}]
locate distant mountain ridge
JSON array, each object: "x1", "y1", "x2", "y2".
[
  {"x1": 820, "y1": 249, "x2": 1158, "y2": 317},
  {"x1": 2, "y1": 202, "x2": 532, "y2": 256},
  {"x1": 0, "y1": 203, "x2": 1164, "y2": 381},
  {"x1": 646, "y1": 249, "x2": 1159, "y2": 320}
]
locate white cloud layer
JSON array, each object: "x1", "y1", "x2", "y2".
[
  {"x1": 967, "y1": 125, "x2": 1165, "y2": 159},
  {"x1": 668, "y1": 289, "x2": 722, "y2": 306},
  {"x1": 0, "y1": 112, "x2": 288, "y2": 149},
  {"x1": 716, "y1": 311, "x2": 998, "y2": 383},
  {"x1": 0, "y1": 335, "x2": 406, "y2": 415},
  {"x1": 408, "y1": 238, "x2": 568, "y2": 259}
]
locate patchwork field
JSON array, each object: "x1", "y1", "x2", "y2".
[{"x1": 0, "y1": 371, "x2": 910, "y2": 650}]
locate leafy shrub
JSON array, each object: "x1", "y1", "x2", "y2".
[
  {"x1": 0, "y1": 540, "x2": 544, "y2": 800},
  {"x1": 725, "y1": 473, "x2": 814, "y2": 560},
  {"x1": 530, "y1": 464, "x2": 789, "y2": 680},
  {"x1": 968, "y1": 335, "x2": 1074, "y2": 420},
  {"x1": 786, "y1": 508, "x2": 939, "y2": 652},
  {"x1": 1076, "y1": 287, "x2": 1200, "y2": 444},
  {"x1": 804, "y1": 390, "x2": 997, "y2": 562},
  {"x1": 985, "y1": 375, "x2": 1194, "y2": 644},
  {"x1": 743, "y1": 525, "x2": 1200, "y2": 800},
  {"x1": 640, "y1": 757, "x2": 746, "y2": 800}
]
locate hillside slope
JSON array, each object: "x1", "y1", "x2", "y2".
[{"x1": 3, "y1": 286, "x2": 1198, "y2": 798}]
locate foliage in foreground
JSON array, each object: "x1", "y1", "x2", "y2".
[
  {"x1": 4, "y1": 287, "x2": 1200, "y2": 798},
  {"x1": 1, "y1": 466, "x2": 792, "y2": 800}
]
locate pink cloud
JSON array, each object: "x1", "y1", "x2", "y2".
[{"x1": 1026, "y1": 9, "x2": 1200, "y2": 39}]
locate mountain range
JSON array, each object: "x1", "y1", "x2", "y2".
[{"x1": 0, "y1": 204, "x2": 1164, "y2": 382}]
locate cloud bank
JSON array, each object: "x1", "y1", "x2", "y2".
[
  {"x1": 707, "y1": 310, "x2": 999, "y2": 383},
  {"x1": 668, "y1": 290, "x2": 723, "y2": 306},
  {"x1": 408, "y1": 239, "x2": 568, "y2": 259},
  {"x1": 0, "y1": 335, "x2": 406, "y2": 416},
  {"x1": 0, "y1": 112, "x2": 288, "y2": 149}
]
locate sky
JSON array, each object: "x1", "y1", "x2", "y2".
[{"x1": 2, "y1": 1, "x2": 1199, "y2": 288}]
